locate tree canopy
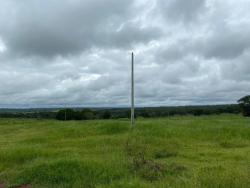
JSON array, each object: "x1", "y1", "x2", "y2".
[{"x1": 238, "y1": 95, "x2": 250, "y2": 116}]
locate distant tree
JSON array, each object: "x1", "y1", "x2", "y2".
[
  {"x1": 56, "y1": 109, "x2": 75, "y2": 121},
  {"x1": 103, "y1": 111, "x2": 111, "y2": 119},
  {"x1": 56, "y1": 109, "x2": 66, "y2": 120},
  {"x1": 193, "y1": 109, "x2": 204, "y2": 116},
  {"x1": 81, "y1": 109, "x2": 95, "y2": 120},
  {"x1": 141, "y1": 110, "x2": 150, "y2": 118},
  {"x1": 74, "y1": 111, "x2": 83, "y2": 120},
  {"x1": 238, "y1": 95, "x2": 250, "y2": 117}
]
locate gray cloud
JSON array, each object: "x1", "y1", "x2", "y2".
[
  {"x1": 0, "y1": 0, "x2": 161, "y2": 57},
  {"x1": 158, "y1": 0, "x2": 207, "y2": 22},
  {"x1": 202, "y1": 28, "x2": 250, "y2": 59},
  {"x1": 0, "y1": 0, "x2": 250, "y2": 107}
]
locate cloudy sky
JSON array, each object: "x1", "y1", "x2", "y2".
[{"x1": 0, "y1": 0, "x2": 250, "y2": 107}]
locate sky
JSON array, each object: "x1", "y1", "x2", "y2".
[{"x1": 0, "y1": 0, "x2": 250, "y2": 108}]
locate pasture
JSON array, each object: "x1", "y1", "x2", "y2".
[{"x1": 0, "y1": 115, "x2": 249, "y2": 187}]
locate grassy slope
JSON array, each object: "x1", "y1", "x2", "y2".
[{"x1": 0, "y1": 115, "x2": 249, "y2": 188}]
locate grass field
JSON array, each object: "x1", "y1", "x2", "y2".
[{"x1": 0, "y1": 115, "x2": 249, "y2": 188}]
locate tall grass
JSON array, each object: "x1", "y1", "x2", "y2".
[{"x1": 0, "y1": 115, "x2": 249, "y2": 187}]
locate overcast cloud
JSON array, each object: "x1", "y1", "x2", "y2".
[{"x1": 0, "y1": 0, "x2": 250, "y2": 107}]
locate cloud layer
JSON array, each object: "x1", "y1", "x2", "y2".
[{"x1": 0, "y1": 0, "x2": 250, "y2": 107}]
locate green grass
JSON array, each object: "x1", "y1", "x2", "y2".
[{"x1": 0, "y1": 115, "x2": 249, "y2": 187}]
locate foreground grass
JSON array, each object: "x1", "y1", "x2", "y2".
[{"x1": 0, "y1": 115, "x2": 249, "y2": 187}]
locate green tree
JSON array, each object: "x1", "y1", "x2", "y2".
[
  {"x1": 103, "y1": 111, "x2": 111, "y2": 119},
  {"x1": 56, "y1": 109, "x2": 75, "y2": 121},
  {"x1": 238, "y1": 95, "x2": 250, "y2": 116},
  {"x1": 193, "y1": 109, "x2": 204, "y2": 116},
  {"x1": 74, "y1": 111, "x2": 83, "y2": 120},
  {"x1": 81, "y1": 109, "x2": 95, "y2": 120}
]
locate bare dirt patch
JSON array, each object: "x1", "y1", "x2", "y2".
[
  {"x1": 0, "y1": 182, "x2": 5, "y2": 188},
  {"x1": 11, "y1": 184, "x2": 31, "y2": 188}
]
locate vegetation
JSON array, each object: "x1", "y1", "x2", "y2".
[
  {"x1": 238, "y1": 95, "x2": 250, "y2": 116},
  {"x1": 0, "y1": 104, "x2": 241, "y2": 120},
  {"x1": 0, "y1": 115, "x2": 249, "y2": 187}
]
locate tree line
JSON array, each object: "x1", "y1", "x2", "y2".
[
  {"x1": 0, "y1": 104, "x2": 242, "y2": 120},
  {"x1": 0, "y1": 95, "x2": 249, "y2": 120}
]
